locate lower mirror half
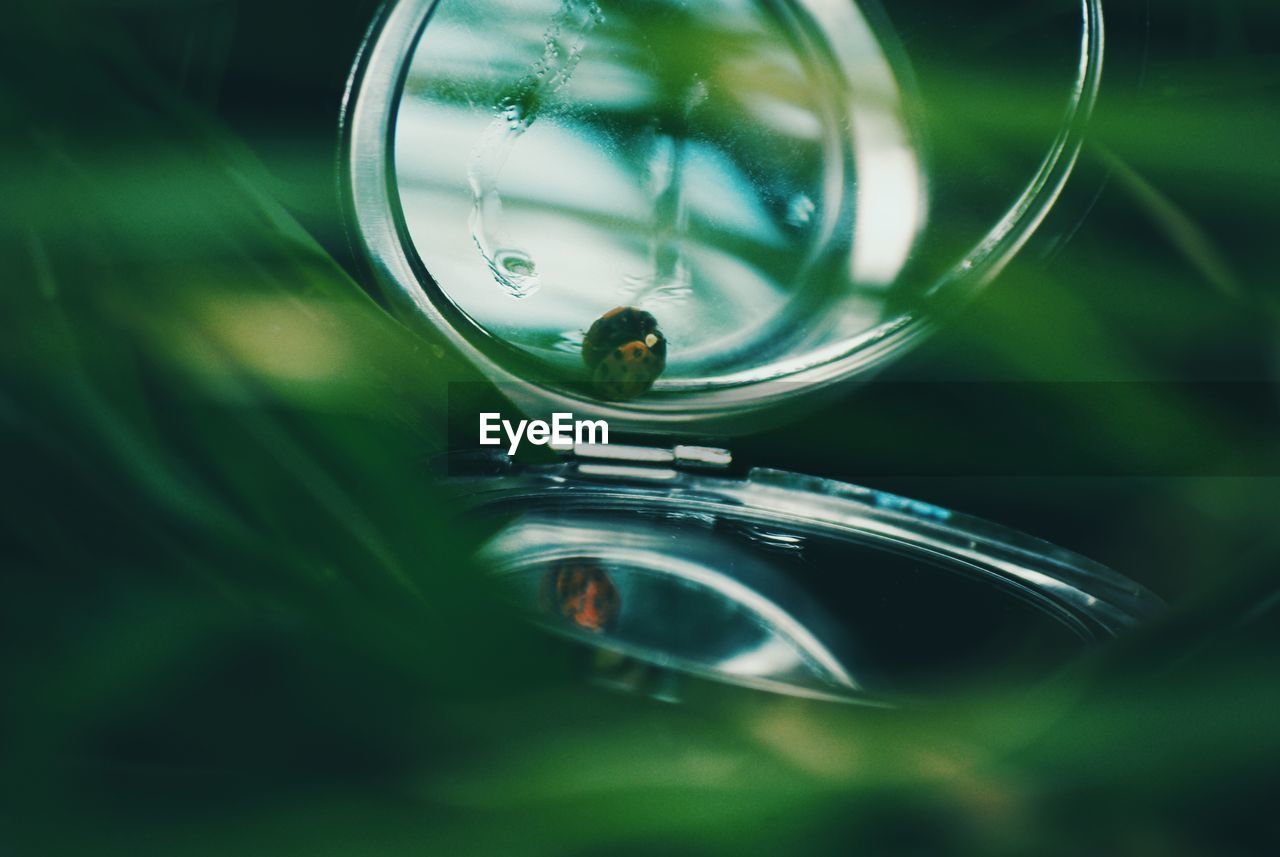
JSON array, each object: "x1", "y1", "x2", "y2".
[{"x1": 479, "y1": 507, "x2": 1111, "y2": 704}]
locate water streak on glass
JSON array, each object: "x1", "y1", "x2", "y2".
[
  {"x1": 467, "y1": 0, "x2": 606, "y2": 299},
  {"x1": 619, "y1": 78, "x2": 707, "y2": 308}
]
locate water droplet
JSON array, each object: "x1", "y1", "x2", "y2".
[
  {"x1": 786, "y1": 192, "x2": 815, "y2": 228},
  {"x1": 489, "y1": 248, "x2": 541, "y2": 298},
  {"x1": 683, "y1": 78, "x2": 710, "y2": 111}
]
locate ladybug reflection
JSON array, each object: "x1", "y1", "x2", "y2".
[
  {"x1": 582, "y1": 307, "x2": 667, "y2": 401},
  {"x1": 543, "y1": 560, "x2": 621, "y2": 633}
]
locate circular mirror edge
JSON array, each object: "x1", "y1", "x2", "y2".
[{"x1": 338, "y1": 0, "x2": 1109, "y2": 436}]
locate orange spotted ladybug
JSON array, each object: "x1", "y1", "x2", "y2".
[
  {"x1": 582, "y1": 306, "x2": 667, "y2": 401},
  {"x1": 543, "y1": 560, "x2": 621, "y2": 633}
]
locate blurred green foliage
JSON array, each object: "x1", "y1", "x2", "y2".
[{"x1": 1, "y1": 1, "x2": 1278, "y2": 854}]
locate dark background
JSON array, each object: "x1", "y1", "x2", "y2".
[{"x1": 2, "y1": 0, "x2": 1278, "y2": 853}]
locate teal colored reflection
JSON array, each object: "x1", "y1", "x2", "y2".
[{"x1": 395, "y1": 0, "x2": 925, "y2": 383}]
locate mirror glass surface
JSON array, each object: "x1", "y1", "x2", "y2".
[
  {"x1": 480, "y1": 505, "x2": 1093, "y2": 701},
  {"x1": 393, "y1": 0, "x2": 1094, "y2": 390}
]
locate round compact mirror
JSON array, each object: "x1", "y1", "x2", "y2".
[
  {"x1": 344, "y1": 0, "x2": 1103, "y2": 428},
  {"x1": 344, "y1": 0, "x2": 1151, "y2": 703}
]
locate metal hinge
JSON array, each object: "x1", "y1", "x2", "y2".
[{"x1": 560, "y1": 441, "x2": 733, "y2": 481}]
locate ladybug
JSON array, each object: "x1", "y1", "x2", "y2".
[
  {"x1": 542, "y1": 560, "x2": 621, "y2": 633},
  {"x1": 582, "y1": 306, "x2": 667, "y2": 401}
]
